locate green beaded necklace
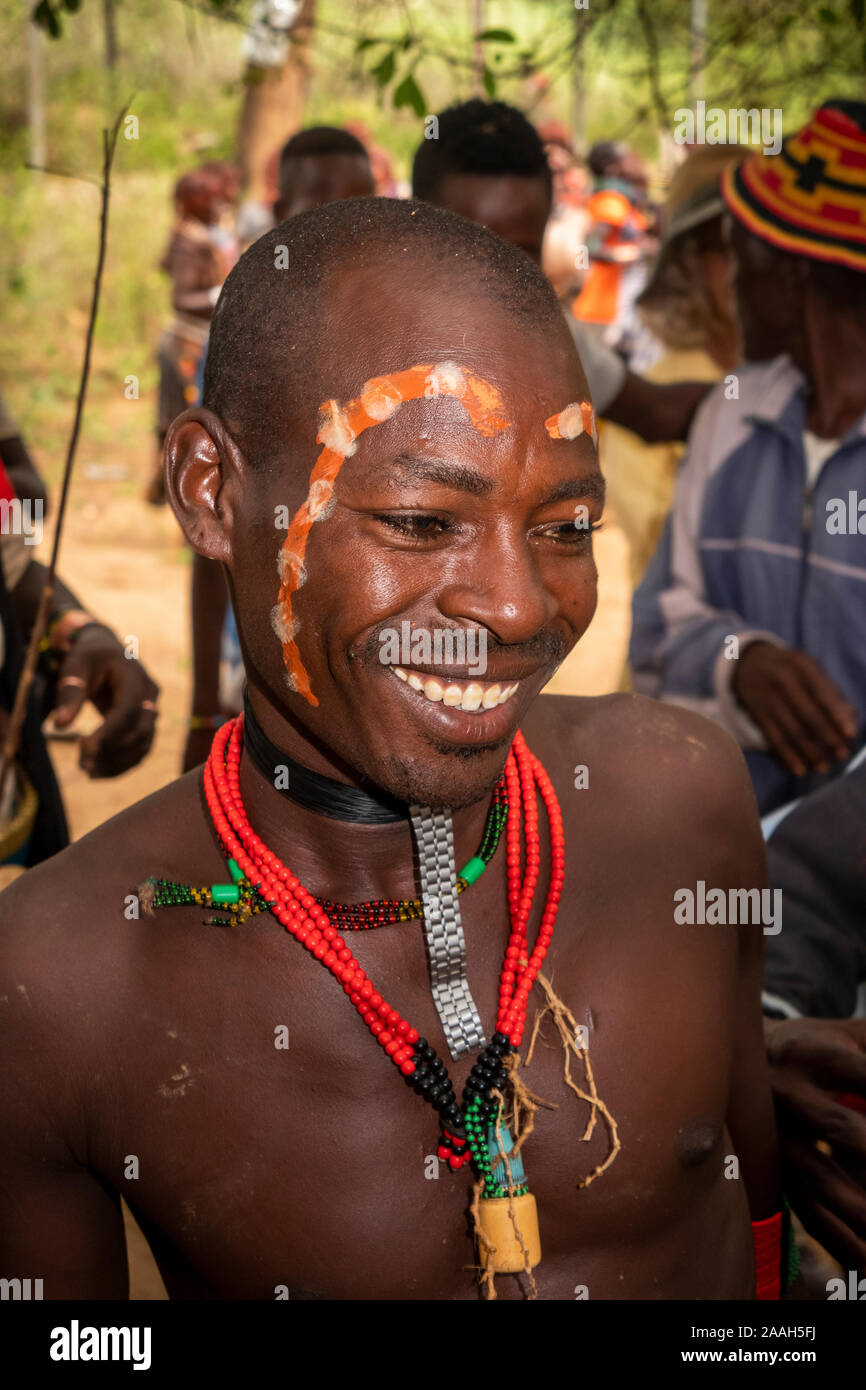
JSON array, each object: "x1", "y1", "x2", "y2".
[{"x1": 143, "y1": 774, "x2": 508, "y2": 931}]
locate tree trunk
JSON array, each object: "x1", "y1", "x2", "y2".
[
  {"x1": 103, "y1": 0, "x2": 118, "y2": 69},
  {"x1": 237, "y1": 0, "x2": 317, "y2": 207},
  {"x1": 572, "y1": 5, "x2": 586, "y2": 158},
  {"x1": 27, "y1": 19, "x2": 45, "y2": 171},
  {"x1": 690, "y1": 0, "x2": 708, "y2": 105}
]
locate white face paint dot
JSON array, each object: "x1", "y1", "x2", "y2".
[
  {"x1": 556, "y1": 403, "x2": 586, "y2": 440},
  {"x1": 424, "y1": 361, "x2": 466, "y2": 399},
  {"x1": 317, "y1": 401, "x2": 357, "y2": 457},
  {"x1": 270, "y1": 604, "x2": 299, "y2": 643},
  {"x1": 361, "y1": 379, "x2": 403, "y2": 421},
  {"x1": 277, "y1": 550, "x2": 307, "y2": 586},
  {"x1": 306, "y1": 478, "x2": 334, "y2": 521}
]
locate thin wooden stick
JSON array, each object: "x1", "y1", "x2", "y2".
[{"x1": 0, "y1": 103, "x2": 128, "y2": 804}]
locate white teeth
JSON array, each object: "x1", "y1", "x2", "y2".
[
  {"x1": 391, "y1": 667, "x2": 520, "y2": 712},
  {"x1": 460, "y1": 683, "x2": 484, "y2": 711}
]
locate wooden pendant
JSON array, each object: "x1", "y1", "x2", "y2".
[{"x1": 477, "y1": 1192, "x2": 542, "y2": 1272}]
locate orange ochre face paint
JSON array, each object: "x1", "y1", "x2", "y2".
[
  {"x1": 544, "y1": 400, "x2": 596, "y2": 444},
  {"x1": 273, "y1": 361, "x2": 510, "y2": 706}
]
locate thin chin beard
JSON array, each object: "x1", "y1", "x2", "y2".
[{"x1": 378, "y1": 743, "x2": 511, "y2": 812}]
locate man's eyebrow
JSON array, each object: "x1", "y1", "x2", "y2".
[
  {"x1": 382, "y1": 454, "x2": 496, "y2": 497},
  {"x1": 542, "y1": 474, "x2": 606, "y2": 505},
  {"x1": 371, "y1": 456, "x2": 606, "y2": 506}
]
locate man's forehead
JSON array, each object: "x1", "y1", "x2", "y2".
[
  {"x1": 310, "y1": 272, "x2": 582, "y2": 410},
  {"x1": 342, "y1": 387, "x2": 597, "y2": 458},
  {"x1": 436, "y1": 171, "x2": 550, "y2": 220}
]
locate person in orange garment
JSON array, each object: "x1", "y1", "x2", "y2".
[{"x1": 572, "y1": 140, "x2": 658, "y2": 367}]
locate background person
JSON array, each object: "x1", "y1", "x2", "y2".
[
  {"x1": 0, "y1": 392, "x2": 160, "y2": 870},
  {"x1": 630, "y1": 99, "x2": 866, "y2": 816},
  {"x1": 601, "y1": 145, "x2": 741, "y2": 603},
  {"x1": 571, "y1": 140, "x2": 660, "y2": 370},
  {"x1": 412, "y1": 100, "x2": 711, "y2": 447},
  {"x1": 759, "y1": 750, "x2": 866, "y2": 1274},
  {"x1": 147, "y1": 165, "x2": 237, "y2": 506}
]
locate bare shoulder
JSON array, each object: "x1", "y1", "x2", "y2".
[
  {"x1": 0, "y1": 770, "x2": 213, "y2": 1048},
  {"x1": 524, "y1": 692, "x2": 764, "y2": 873}
]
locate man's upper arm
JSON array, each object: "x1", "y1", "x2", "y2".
[{"x1": 0, "y1": 897, "x2": 128, "y2": 1299}]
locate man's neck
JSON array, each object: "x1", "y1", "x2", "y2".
[
  {"x1": 800, "y1": 300, "x2": 866, "y2": 439},
  {"x1": 234, "y1": 689, "x2": 493, "y2": 906}
]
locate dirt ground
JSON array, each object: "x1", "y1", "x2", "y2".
[{"x1": 41, "y1": 462, "x2": 632, "y2": 1299}]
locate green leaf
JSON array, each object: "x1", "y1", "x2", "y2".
[
  {"x1": 850, "y1": 0, "x2": 865, "y2": 23},
  {"x1": 393, "y1": 72, "x2": 426, "y2": 118},
  {"x1": 32, "y1": 0, "x2": 61, "y2": 38},
  {"x1": 818, "y1": 4, "x2": 839, "y2": 20},
  {"x1": 482, "y1": 66, "x2": 496, "y2": 99},
  {"x1": 355, "y1": 37, "x2": 384, "y2": 52},
  {"x1": 477, "y1": 27, "x2": 516, "y2": 42},
  {"x1": 372, "y1": 49, "x2": 396, "y2": 85},
  {"x1": 61, "y1": 0, "x2": 82, "y2": 11}
]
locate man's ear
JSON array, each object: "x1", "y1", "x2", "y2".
[{"x1": 164, "y1": 407, "x2": 244, "y2": 568}]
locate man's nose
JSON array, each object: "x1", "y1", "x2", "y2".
[{"x1": 436, "y1": 526, "x2": 556, "y2": 647}]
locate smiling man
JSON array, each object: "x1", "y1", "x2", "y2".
[{"x1": 0, "y1": 198, "x2": 788, "y2": 1300}]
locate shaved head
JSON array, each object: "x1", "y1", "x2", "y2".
[{"x1": 201, "y1": 196, "x2": 563, "y2": 465}]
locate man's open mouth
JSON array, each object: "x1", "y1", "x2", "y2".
[{"x1": 391, "y1": 665, "x2": 519, "y2": 713}]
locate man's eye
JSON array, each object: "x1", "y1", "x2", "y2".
[
  {"x1": 374, "y1": 513, "x2": 450, "y2": 539},
  {"x1": 540, "y1": 520, "x2": 603, "y2": 543}
]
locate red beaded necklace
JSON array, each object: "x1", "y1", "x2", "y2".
[
  {"x1": 205, "y1": 716, "x2": 563, "y2": 1058},
  {"x1": 203, "y1": 715, "x2": 564, "y2": 1273}
]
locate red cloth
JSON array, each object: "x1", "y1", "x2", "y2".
[
  {"x1": 753, "y1": 1210, "x2": 782, "y2": 1299},
  {"x1": 0, "y1": 458, "x2": 17, "y2": 504}
]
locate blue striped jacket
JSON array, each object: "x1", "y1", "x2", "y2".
[{"x1": 630, "y1": 355, "x2": 866, "y2": 813}]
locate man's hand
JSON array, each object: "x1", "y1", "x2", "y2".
[
  {"x1": 52, "y1": 625, "x2": 159, "y2": 778},
  {"x1": 733, "y1": 643, "x2": 858, "y2": 776},
  {"x1": 765, "y1": 1016, "x2": 866, "y2": 1272}
]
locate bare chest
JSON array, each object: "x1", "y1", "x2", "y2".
[{"x1": 94, "y1": 890, "x2": 751, "y2": 1300}]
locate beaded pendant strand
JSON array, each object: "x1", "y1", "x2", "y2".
[{"x1": 149, "y1": 715, "x2": 565, "y2": 1276}]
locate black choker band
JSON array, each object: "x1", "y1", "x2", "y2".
[{"x1": 241, "y1": 692, "x2": 407, "y2": 824}]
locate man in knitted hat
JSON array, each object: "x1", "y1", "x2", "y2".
[{"x1": 632, "y1": 99, "x2": 866, "y2": 818}]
